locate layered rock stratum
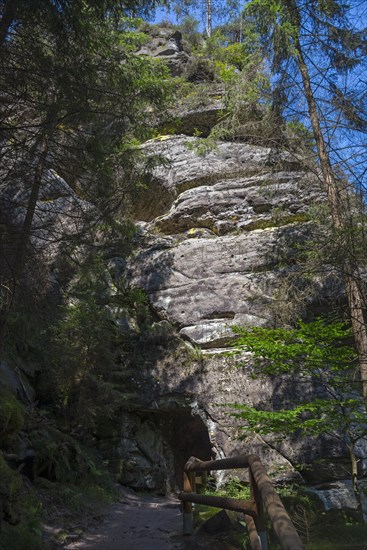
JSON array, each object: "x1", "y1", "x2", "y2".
[{"x1": 129, "y1": 135, "x2": 323, "y2": 349}]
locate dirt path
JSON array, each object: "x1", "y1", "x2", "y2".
[{"x1": 65, "y1": 491, "x2": 186, "y2": 550}]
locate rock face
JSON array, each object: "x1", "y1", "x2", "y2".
[
  {"x1": 308, "y1": 479, "x2": 367, "y2": 521},
  {"x1": 175, "y1": 98, "x2": 224, "y2": 137},
  {"x1": 114, "y1": 133, "x2": 363, "y2": 492},
  {"x1": 137, "y1": 27, "x2": 189, "y2": 77},
  {"x1": 0, "y1": 169, "x2": 91, "y2": 257},
  {"x1": 129, "y1": 135, "x2": 324, "y2": 349},
  {"x1": 115, "y1": 33, "x2": 366, "y2": 495}
]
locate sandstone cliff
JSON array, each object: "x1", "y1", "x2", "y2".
[
  {"x1": 130, "y1": 135, "x2": 324, "y2": 349},
  {"x1": 1, "y1": 24, "x2": 362, "y2": 510},
  {"x1": 103, "y1": 28, "x2": 364, "y2": 496},
  {"x1": 110, "y1": 131, "x2": 360, "y2": 494}
]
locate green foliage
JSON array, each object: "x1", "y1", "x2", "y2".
[
  {"x1": 230, "y1": 318, "x2": 356, "y2": 374},
  {"x1": 115, "y1": 18, "x2": 150, "y2": 51},
  {"x1": 38, "y1": 478, "x2": 114, "y2": 514},
  {"x1": 204, "y1": 475, "x2": 250, "y2": 500},
  {"x1": 180, "y1": 16, "x2": 202, "y2": 49},
  {"x1": 168, "y1": 14, "x2": 283, "y2": 146},
  {"x1": 243, "y1": 0, "x2": 367, "y2": 139},
  {"x1": 213, "y1": 60, "x2": 237, "y2": 84},
  {"x1": 0, "y1": 453, "x2": 45, "y2": 550},
  {"x1": 215, "y1": 42, "x2": 254, "y2": 72},
  {"x1": 206, "y1": 40, "x2": 275, "y2": 144},
  {"x1": 173, "y1": 79, "x2": 218, "y2": 113},
  {"x1": 227, "y1": 317, "x2": 366, "y2": 453},
  {"x1": 30, "y1": 425, "x2": 105, "y2": 484},
  {"x1": 185, "y1": 56, "x2": 217, "y2": 82},
  {"x1": 186, "y1": 135, "x2": 218, "y2": 156},
  {"x1": 264, "y1": 484, "x2": 367, "y2": 548},
  {"x1": 0, "y1": 453, "x2": 23, "y2": 515},
  {"x1": 31, "y1": 253, "x2": 140, "y2": 434},
  {"x1": 0, "y1": 522, "x2": 46, "y2": 550},
  {"x1": 244, "y1": 0, "x2": 299, "y2": 64},
  {"x1": 194, "y1": 24, "x2": 266, "y2": 82},
  {"x1": 302, "y1": 509, "x2": 367, "y2": 549},
  {"x1": 0, "y1": 7, "x2": 175, "y2": 230},
  {"x1": 50, "y1": 301, "x2": 118, "y2": 416},
  {"x1": 285, "y1": 120, "x2": 315, "y2": 152},
  {"x1": 0, "y1": 390, "x2": 24, "y2": 443},
  {"x1": 47, "y1": 306, "x2": 124, "y2": 430}
]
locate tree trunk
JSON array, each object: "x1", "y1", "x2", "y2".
[
  {"x1": 287, "y1": 2, "x2": 367, "y2": 411},
  {"x1": 206, "y1": 0, "x2": 212, "y2": 37},
  {"x1": 348, "y1": 440, "x2": 362, "y2": 516},
  {"x1": 0, "y1": 132, "x2": 50, "y2": 360}
]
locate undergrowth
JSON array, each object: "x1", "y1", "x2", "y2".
[
  {"x1": 193, "y1": 478, "x2": 367, "y2": 550},
  {"x1": 0, "y1": 415, "x2": 117, "y2": 549}
]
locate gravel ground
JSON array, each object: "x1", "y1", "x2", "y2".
[{"x1": 64, "y1": 491, "x2": 186, "y2": 550}]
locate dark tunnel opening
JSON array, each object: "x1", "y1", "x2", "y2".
[{"x1": 162, "y1": 408, "x2": 214, "y2": 490}]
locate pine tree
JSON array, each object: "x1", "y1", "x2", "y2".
[
  {"x1": 243, "y1": 0, "x2": 367, "y2": 409},
  {"x1": 0, "y1": 3, "x2": 172, "y2": 358},
  {"x1": 169, "y1": 0, "x2": 241, "y2": 37}
]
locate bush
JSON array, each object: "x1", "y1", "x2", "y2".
[
  {"x1": 29, "y1": 426, "x2": 106, "y2": 484},
  {"x1": 180, "y1": 16, "x2": 202, "y2": 50},
  {"x1": 1, "y1": 452, "x2": 46, "y2": 549},
  {"x1": 0, "y1": 390, "x2": 24, "y2": 444},
  {"x1": 0, "y1": 453, "x2": 23, "y2": 524},
  {"x1": 185, "y1": 57, "x2": 217, "y2": 82}
]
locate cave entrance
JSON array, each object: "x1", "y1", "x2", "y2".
[{"x1": 162, "y1": 408, "x2": 214, "y2": 490}]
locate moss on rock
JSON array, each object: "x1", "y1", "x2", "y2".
[{"x1": 0, "y1": 390, "x2": 24, "y2": 443}]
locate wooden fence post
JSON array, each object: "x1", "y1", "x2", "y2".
[
  {"x1": 250, "y1": 469, "x2": 268, "y2": 550},
  {"x1": 179, "y1": 455, "x2": 304, "y2": 550},
  {"x1": 248, "y1": 455, "x2": 304, "y2": 550},
  {"x1": 183, "y1": 470, "x2": 194, "y2": 535},
  {"x1": 244, "y1": 514, "x2": 262, "y2": 550}
]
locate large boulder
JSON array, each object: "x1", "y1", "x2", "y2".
[{"x1": 137, "y1": 28, "x2": 190, "y2": 76}]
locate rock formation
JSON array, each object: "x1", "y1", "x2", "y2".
[
  {"x1": 130, "y1": 135, "x2": 323, "y2": 349},
  {"x1": 2, "y1": 25, "x2": 364, "y2": 513},
  {"x1": 101, "y1": 29, "x2": 366, "y2": 497},
  {"x1": 109, "y1": 131, "x2": 363, "y2": 495}
]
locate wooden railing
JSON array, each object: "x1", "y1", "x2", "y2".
[{"x1": 178, "y1": 454, "x2": 304, "y2": 550}]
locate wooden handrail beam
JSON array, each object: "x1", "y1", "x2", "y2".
[
  {"x1": 184, "y1": 455, "x2": 250, "y2": 472},
  {"x1": 247, "y1": 455, "x2": 304, "y2": 550},
  {"x1": 178, "y1": 492, "x2": 258, "y2": 516},
  {"x1": 180, "y1": 454, "x2": 304, "y2": 550}
]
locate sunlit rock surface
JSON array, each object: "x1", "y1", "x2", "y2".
[{"x1": 129, "y1": 134, "x2": 324, "y2": 349}]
